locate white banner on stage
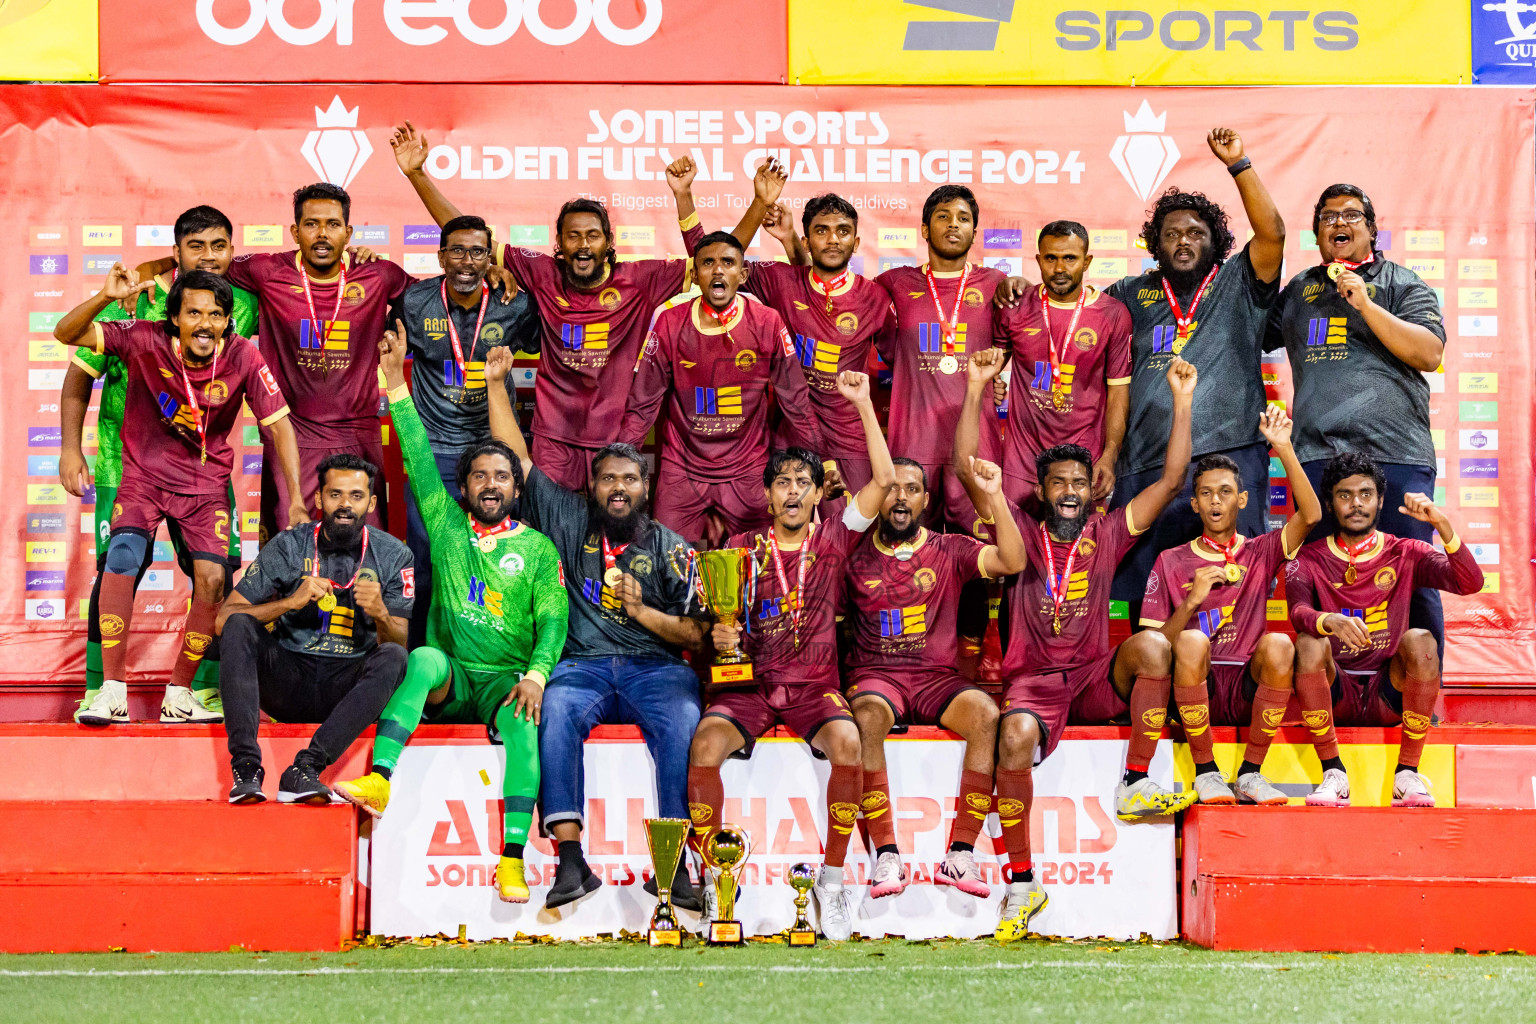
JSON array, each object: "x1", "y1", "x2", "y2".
[{"x1": 370, "y1": 737, "x2": 1177, "y2": 941}]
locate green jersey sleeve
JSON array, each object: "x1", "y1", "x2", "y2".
[
  {"x1": 526, "y1": 534, "x2": 570, "y2": 684},
  {"x1": 388, "y1": 390, "x2": 455, "y2": 538}
]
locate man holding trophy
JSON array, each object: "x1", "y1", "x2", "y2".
[{"x1": 685, "y1": 370, "x2": 896, "y2": 941}]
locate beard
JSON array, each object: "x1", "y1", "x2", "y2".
[
  {"x1": 588, "y1": 494, "x2": 648, "y2": 544},
  {"x1": 1163, "y1": 253, "x2": 1218, "y2": 298},
  {"x1": 465, "y1": 489, "x2": 517, "y2": 527},
  {"x1": 877, "y1": 516, "x2": 921, "y2": 547},
  {"x1": 1042, "y1": 503, "x2": 1088, "y2": 542},
  {"x1": 320, "y1": 509, "x2": 365, "y2": 548}
]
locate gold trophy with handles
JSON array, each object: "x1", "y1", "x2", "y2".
[
  {"x1": 786, "y1": 862, "x2": 817, "y2": 946},
  {"x1": 702, "y1": 825, "x2": 753, "y2": 944},
  {"x1": 644, "y1": 818, "x2": 691, "y2": 947},
  {"x1": 695, "y1": 547, "x2": 754, "y2": 688}
]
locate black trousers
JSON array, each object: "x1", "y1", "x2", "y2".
[{"x1": 221, "y1": 613, "x2": 408, "y2": 766}]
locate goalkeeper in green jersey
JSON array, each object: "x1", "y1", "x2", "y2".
[
  {"x1": 62, "y1": 206, "x2": 257, "y2": 724},
  {"x1": 337, "y1": 324, "x2": 568, "y2": 905}
]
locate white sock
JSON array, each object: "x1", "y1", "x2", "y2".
[
  {"x1": 820, "y1": 865, "x2": 844, "y2": 886},
  {"x1": 102, "y1": 679, "x2": 125, "y2": 691},
  {"x1": 1009, "y1": 880, "x2": 1032, "y2": 896}
]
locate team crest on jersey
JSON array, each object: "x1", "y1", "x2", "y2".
[
  {"x1": 735, "y1": 349, "x2": 758, "y2": 371},
  {"x1": 835, "y1": 312, "x2": 859, "y2": 336},
  {"x1": 342, "y1": 281, "x2": 367, "y2": 304},
  {"x1": 1077, "y1": 538, "x2": 1097, "y2": 558},
  {"x1": 202, "y1": 380, "x2": 229, "y2": 405},
  {"x1": 962, "y1": 286, "x2": 985, "y2": 308},
  {"x1": 481, "y1": 323, "x2": 505, "y2": 344},
  {"x1": 914, "y1": 567, "x2": 937, "y2": 592},
  {"x1": 629, "y1": 554, "x2": 653, "y2": 578},
  {"x1": 1375, "y1": 567, "x2": 1397, "y2": 591},
  {"x1": 1072, "y1": 327, "x2": 1099, "y2": 352},
  {"x1": 358, "y1": 568, "x2": 379, "y2": 583},
  {"x1": 499, "y1": 552, "x2": 525, "y2": 575},
  {"x1": 598, "y1": 287, "x2": 622, "y2": 310},
  {"x1": 1145, "y1": 569, "x2": 1161, "y2": 596}
]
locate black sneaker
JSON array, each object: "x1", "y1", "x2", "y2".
[
  {"x1": 544, "y1": 849, "x2": 602, "y2": 910},
  {"x1": 278, "y1": 750, "x2": 331, "y2": 805},
  {"x1": 644, "y1": 859, "x2": 702, "y2": 912},
  {"x1": 229, "y1": 759, "x2": 266, "y2": 805}
]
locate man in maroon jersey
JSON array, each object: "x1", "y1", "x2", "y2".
[
  {"x1": 393, "y1": 123, "x2": 715, "y2": 490},
  {"x1": 1139, "y1": 405, "x2": 1321, "y2": 806},
  {"x1": 966, "y1": 352, "x2": 1196, "y2": 941},
  {"x1": 843, "y1": 450, "x2": 1024, "y2": 903},
  {"x1": 58, "y1": 267, "x2": 301, "y2": 725},
  {"x1": 1287, "y1": 452, "x2": 1483, "y2": 808},
  {"x1": 619, "y1": 232, "x2": 826, "y2": 544},
  {"x1": 992, "y1": 221, "x2": 1133, "y2": 506},
  {"x1": 222, "y1": 183, "x2": 413, "y2": 538},
  {"x1": 687, "y1": 370, "x2": 894, "y2": 940}
]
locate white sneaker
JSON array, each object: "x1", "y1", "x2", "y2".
[
  {"x1": 934, "y1": 847, "x2": 990, "y2": 898},
  {"x1": 1392, "y1": 769, "x2": 1435, "y2": 808},
  {"x1": 77, "y1": 680, "x2": 128, "y2": 725},
  {"x1": 812, "y1": 869, "x2": 855, "y2": 941},
  {"x1": 868, "y1": 850, "x2": 908, "y2": 899},
  {"x1": 1234, "y1": 771, "x2": 1289, "y2": 806},
  {"x1": 161, "y1": 684, "x2": 224, "y2": 723},
  {"x1": 1305, "y1": 767, "x2": 1351, "y2": 807},
  {"x1": 1193, "y1": 770, "x2": 1237, "y2": 805}
]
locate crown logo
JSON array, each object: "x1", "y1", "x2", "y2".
[
  {"x1": 1122, "y1": 101, "x2": 1167, "y2": 134},
  {"x1": 315, "y1": 96, "x2": 360, "y2": 129},
  {"x1": 301, "y1": 94, "x2": 373, "y2": 189}
]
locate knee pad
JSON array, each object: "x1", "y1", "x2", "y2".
[{"x1": 104, "y1": 532, "x2": 150, "y2": 576}]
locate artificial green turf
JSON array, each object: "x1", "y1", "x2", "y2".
[{"x1": 3, "y1": 939, "x2": 1531, "y2": 1023}]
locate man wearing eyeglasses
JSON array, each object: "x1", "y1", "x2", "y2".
[
  {"x1": 1264, "y1": 184, "x2": 1450, "y2": 654},
  {"x1": 398, "y1": 215, "x2": 540, "y2": 646}
]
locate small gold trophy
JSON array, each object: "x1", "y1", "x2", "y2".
[
  {"x1": 703, "y1": 825, "x2": 752, "y2": 945},
  {"x1": 786, "y1": 862, "x2": 817, "y2": 946},
  {"x1": 695, "y1": 547, "x2": 754, "y2": 688},
  {"x1": 644, "y1": 817, "x2": 691, "y2": 947}
]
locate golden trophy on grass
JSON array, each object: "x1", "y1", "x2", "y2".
[
  {"x1": 702, "y1": 825, "x2": 753, "y2": 945},
  {"x1": 644, "y1": 817, "x2": 691, "y2": 947},
  {"x1": 786, "y1": 862, "x2": 817, "y2": 946},
  {"x1": 696, "y1": 547, "x2": 754, "y2": 688}
]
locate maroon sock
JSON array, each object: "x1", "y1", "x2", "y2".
[
  {"x1": 169, "y1": 597, "x2": 218, "y2": 690},
  {"x1": 1173, "y1": 681, "x2": 1215, "y2": 767},
  {"x1": 1295, "y1": 670, "x2": 1340, "y2": 761},
  {"x1": 861, "y1": 769, "x2": 897, "y2": 851},
  {"x1": 1396, "y1": 673, "x2": 1439, "y2": 769},
  {"x1": 823, "y1": 764, "x2": 863, "y2": 868},
  {"x1": 97, "y1": 571, "x2": 137, "y2": 681},
  {"x1": 994, "y1": 767, "x2": 1033, "y2": 872},
  {"x1": 948, "y1": 769, "x2": 994, "y2": 849},
  {"x1": 1242, "y1": 684, "x2": 1292, "y2": 769},
  {"x1": 687, "y1": 764, "x2": 723, "y2": 856},
  {"x1": 1126, "y1": 674, "x2": 1172, "y2": 771}
]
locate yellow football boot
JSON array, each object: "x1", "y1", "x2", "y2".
[
  {"x1": 496, "y1": 856, "x2": 530, "y2": 904},
  {"x1": 334, "y1": 771, "x2": 391, "y2": 818}
]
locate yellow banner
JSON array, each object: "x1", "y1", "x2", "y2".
[
  {"x1": 0, "y1": 0, "x2": 96, "y2": 81},
  {"x1": 788, "y1": 1, "x2": 1470, "y2": 85}
]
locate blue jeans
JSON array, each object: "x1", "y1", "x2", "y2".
[
  {"x1": 1302, "y1": 459, "x2": 1443, "y2": 659},
  {"x1": 404, "y1": 449, "x2": 462, "y2": 650},
  {"x1": 539, "y1": 656, "x2": 702, "y2": 829}
]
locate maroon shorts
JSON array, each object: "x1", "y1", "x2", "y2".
[
  {"x1": 532, "y1": 435, "x2": 605, "y2": 493},
  {"x1": 1332, "y1": 665, "x2": 1403, "y2": 727},
  {"x1": 261, "y1": 435, "x2": 387, "y2": 541},
  {"x1": 652, "y1": 466, "x2": 773, "y2": 543},
  {"x1": 1001, "y1": 648, "x2": 1126, "y2": 761},
  {"x1": 111, "y1": 474, "x2": 231, "y2": 563},
  {"x1": 846, "y1": 668, "x2": 982, "y2": 726},
  {"x1": 704, "y1": 683, "x2": 853, "y2": 757},
  {"x1": 1207, "y1": 661, "x2": 1260, "y2": 727}
]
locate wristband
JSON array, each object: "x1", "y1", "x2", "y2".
[
  {"x1": 1443, "y1": 532, "x2": 1462, "y2": 555},
  {"x1": 387, "y1": 383, "x2": 411, "y2": 403},
  {"x1": 521, "y1": 670, "x2": 547, "y2": 691},
  {"x1": 1226, "y1": 156, "x2": 1252, "y2": 177},
  {"x1": 1316, "y1": 615, "x2": 1334, "y2": 637}
]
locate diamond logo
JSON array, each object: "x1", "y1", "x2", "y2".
[
  {"x1": 301, "y1": 96, "x2": 373, "y2": 189},
  {"x1": 1110, "y1": 101, "x2": 1180, "y2": 202}
]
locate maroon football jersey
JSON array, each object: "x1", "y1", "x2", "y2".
[
  {"x1": 874, "y1": 262, "x2": 1005, "y2": 463},
  {"x1": 1002, "y1": 504, "x2": 1139, "y2": 674},
  {"x1": 620, "y1": 297, "x2": 825, "y2": 483},
  {"x1": 741, "y1": 262, "x2": 893, "y2": 462},
  {"x1": 993, "y1": 285, "x2": 1133, "y2": 484},
  {"x1": 225, "y1": 251, "x2": 410, "y2": 443},
  {"x1": 1140, "y1": 530, "x2": 1294, "y2": 663},
  {"x1": 501, "y1": 222, "x2": 701, "y2": 449},
  {"x1": 728, "y1": 507, "x2": 874, "y2": 687},
  {"x1": 843, "y1": 527, "x2": 990, "y2": 672},
  {"x1": 1286, "y1": 532, "x2": 1484, "y2": 672},
  {"x1": 93, "y1": 319, "x2": 289, "y2": 496}
]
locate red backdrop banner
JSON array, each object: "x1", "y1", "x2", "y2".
[
  {"x1": 1, "y1": 84, "x2": 1529, "y2": 684},
  {"x1": 99, "y1": 0, "x2": 788, "y2": 83}
]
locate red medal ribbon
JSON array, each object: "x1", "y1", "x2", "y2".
[
  {"x1": 924, "y1": 263, "x2": 972, "y2": 357},
  {"x1": 1039, "y1": 284, "x2": 1088, "y2": 399},
  {"x1": 602, "y1": 537, "x2": 631, "y2": 575},
  {"x1": 299, "y1": 256, "x2": 347, "y2": 361},
  {"x1": 1339, "y1": 531, "x2": 1378, "y2": 578},
  {"x1": 700, "y1": 298, "x2": 741, "y2": 345},
  {"x1": 312, "y1": 522, "x2": 370, "y2": 591},
  {"x1": 811, "y1": 267, "x2": 849, "y2": 314},
  {"x1": 1201, "y1": 533, "x2": 1241, "y2": 569},
  {"x1": 1039, "y1": 521, "x2": 1083, "y2": 629},
  {"x1": 440, "y1": 279, "x2": 489, "y2": 380},
  {"x1": 469, "y1": 514, "x2": 515, "y2": 544},
  {"x1": 767, "y1": 525, "x2": 812, "y2": 647},
  {"x1": 1326, "y1": 252, "x2": 1376, "y2": 272},
  {"x1": 174, "y1": 338, "x2": 218, "y2": 465},
  {"x1": 1159, "y1": 263, "x2": 1219, "y2": 342}
]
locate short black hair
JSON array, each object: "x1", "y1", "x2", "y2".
[
  {"x1": 441, "y1": 214, "x2": 493, "y2": 250},
  {"x1": 1140, "y1": 187, "x2": 1235, "y2": 269},
  {"x1": 802, "y1": 193, "x2": 859, "y2": 237},
  {"x1": 695, "y1": 230, "x2": 745, "y2": 258},
  {"x1": 891, "y1": 456, "x2": 928, "y2": 492},
  {"x1": 922, "y1": 185, "x2": 979, "y2": 229},
  {"x1": 1193, "y1": 453, "x2": 1244, "y2": 490},
  {"x1": 1321, "y1": 451, "x2": 1385, "y2": 501},
  {"x1": 1035, "y1": 443, "x2": 1093, "y2": 484},
  {"x1": 555, "y1": 198, "x2": 617, "y2": 270},
  {"x1": 293, "y1": 183, "x2": 351, "y2": 226},
  {"x1": 1037, "y1": 220, "x2": 1089, "y2": 248},
  {"x1": 162, "y1": 270, "x2": 235, "y2": 340},
  {"x1": 174, "y1": 205, "x2": 233, "y2": 245},
  {"x1": 764, "y1": 447, "x2": 825, "y2": 490},
  {"x1": 1312, "y1": 183, "x2": 1378, "y2": 246},
  {"x1": 316, "y1": 453, "x2": 377, "y2": 494},
  {"x1": 456, "y1": 437, "x2": 522, "y2": 502},
  {"x1": 590, "y1": 442, "x2": 648, "y2": 482}
]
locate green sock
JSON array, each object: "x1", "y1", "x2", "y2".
[
  {"x1": 85, "y1": 640, "x2": 103, "y2": 692},
  {"x1": 192, "y1": 656, "x2": 220, "y2": 692},
  {"x1": 494, "y1": 701, "x2": 540, "y2": 848},
  {"x1": 371, "y1": 647, "x2": 450, "y2": 774}
]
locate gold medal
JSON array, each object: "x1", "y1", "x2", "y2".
[
  {"x1": 478, "y1": 534, "x2": 498, "y2": 553},
  {"x1": 318, "y1": 593, "x2": 337, "y2": 612},
  {"x1": 1225, "y1": 563, "x2": 1242, "y2": 583},
  {"x1": 894, "y1": 544, "x2": 914, "y2": 562},
  {"x1": 824, "y1": 298, "x2": 835, "y2": 315},
  {"x1": 938, "y1": 355, "x2": 959, "y2": 375},
  {"x1": 604, "y1": 566, "x2": 624, "y2": 587},
  {"x1": 1327, "y1": 262, "x2": 1344, "y2": 281},
  {"x1": 1344, "y1": 565, "x2": 1357, "y2": 585},
  {"x1": 1052, "y1": 391, "x2": 1066, "y2": 411},
  {"x1": 1051, "y1": 614, "x2": 1062, "y2": 637}
]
